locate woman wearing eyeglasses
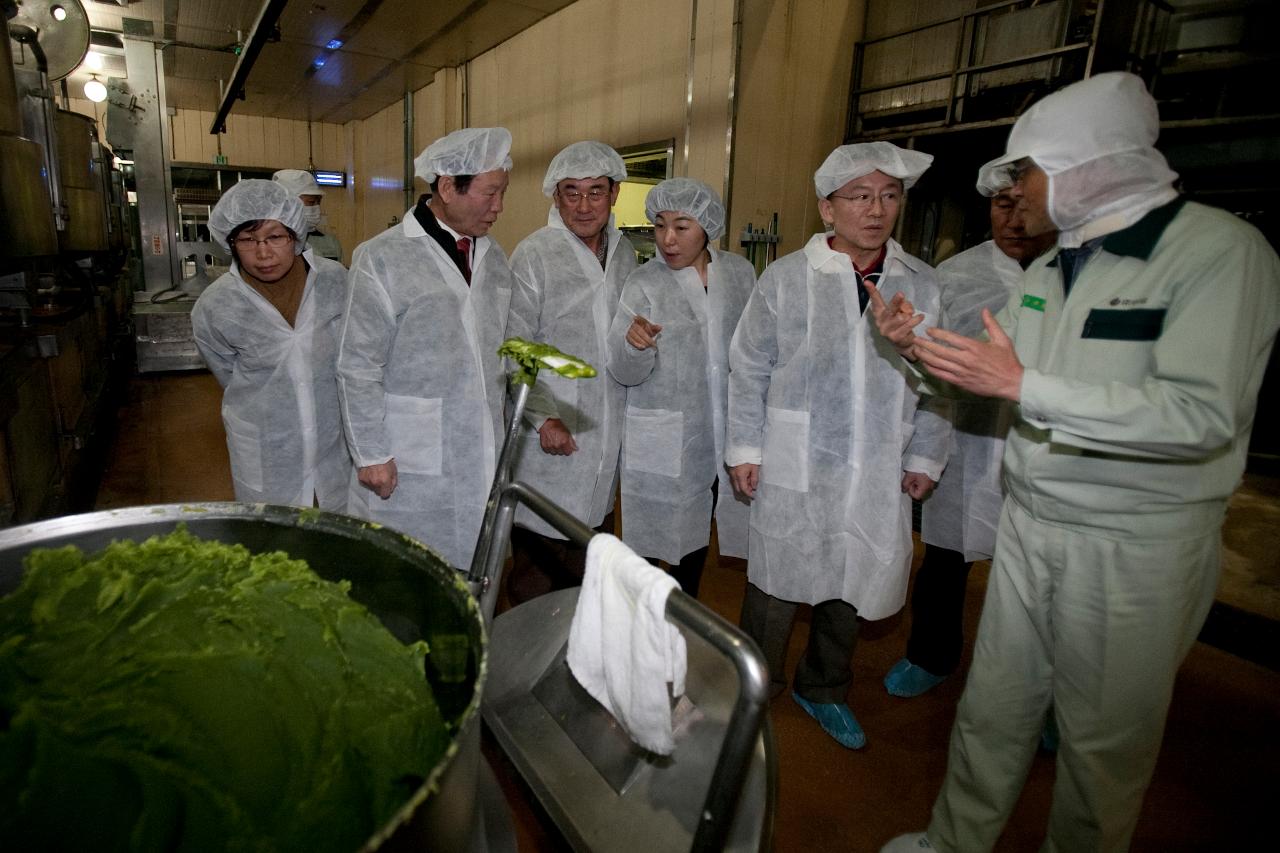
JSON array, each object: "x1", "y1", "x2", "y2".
[
  {"x1": 606, "y1": 178, "x2": 755, "y2": 598},
  {"x1": 191, "y1": 179, "x2": 352, "y2": 509}
]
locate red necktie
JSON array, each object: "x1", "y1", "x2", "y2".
[{"x1": 456, "y1": 237, "x2": 472, "y2": 285}]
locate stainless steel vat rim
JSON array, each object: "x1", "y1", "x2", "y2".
[
  {"x1": 8, "y1": 0, "x2": 90, "y2": 82},
  {"x1": 0, "y1": 501, "x2": 489, "y2": 850}
]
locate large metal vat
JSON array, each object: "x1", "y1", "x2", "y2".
[
  {"x1": 0, "y1": 503, "x2": 490, "y2": 852},
  {"x1": 55, "y1": 109, "x2": 108, "y2": 251},
  {"x1": 0, "y1": 14, "x2": 57, "y2": 257}
]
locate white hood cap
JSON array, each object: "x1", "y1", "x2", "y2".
[
  {"x1": 814, "y1": 141, "x2": 933, "y2": 199},
  {"x1": 644, "y1": 177, "x2": 726, "y2": 241},
  {"x1": 414, "y1": 127, "x2": 513, "y2": 184},
  {"x1": 542, "y1": 141, "x2": 627, "y2": 196},
  {"x1": 272, "y1": 168, "x2": 323, "y2": 198},
  {"x1": 976, "y1": 72, "x2": 1179, "y2": 242},
  {"x1": 209, "y1": 179, "x2": 307, "y2": 256}
]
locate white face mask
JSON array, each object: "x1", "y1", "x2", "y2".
[{"x1": 301, "y1": 206, "x2": 323, "y2": 230}]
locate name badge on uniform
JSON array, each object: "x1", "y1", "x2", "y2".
[{"x1": 1021, "y1": 295, "x2": 1046, "y2": 312}]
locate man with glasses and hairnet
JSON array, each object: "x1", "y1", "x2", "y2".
[
  {"x1": 502, "y1": 141, "x2": 636, "y2": 604},
  {"x1": 192, "y1": 179, "x2": 352, "y2": 509},
  {"x1": 875, "y1": 73, "x2": 1280, "y2": 852},
  {"x1": 337, "y1": 127, "x2": 515, "y2": 571},
  {"x1": 273, "y1": 169, "x2": 344, "y2": 264},
  {"x1": 883, "y1": 182, "x2": 1057, "y2": 700},
  {"x1": 726, "y1": 141, "x2": 950, "y2": 750}
]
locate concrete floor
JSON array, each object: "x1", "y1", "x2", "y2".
[{"x1": 95, "y1": 371, "x2": 1278, "y2": 851}]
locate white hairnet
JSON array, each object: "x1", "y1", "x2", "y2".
[
  {"x1": 209, "y1": 179, "x2": 307, "y2": 255},
  {"x1": 272, "y1": 168, "x2": 323, "y2": 198},
  {"x1": 542, "y1": 141, "x2": 627, "y2": 196},
  {"x1": 644, "y1": 177, "x2": 726, "y2": 241},
  {"x1": 976, "y1": 72, "x2": 1179, "y2": 243},
  {"x1": 414, "y1": 127, "x2": 513, "y2": 184},
  {"x1": 814, "y1": 141, "x2": 933, "y2": 198}
]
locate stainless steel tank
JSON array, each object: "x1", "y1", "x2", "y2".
[
  {"x1": 0, "y1": 503, "x2": 489, "y2": 851},
  {"x1": 0, "y1": 16, "x2": 57, "y2": 257},
  {"x1": 55, "y1": 109, "x2": 108, "y2": 251},
  {"x1": 1, "y1": 12, "x2": 21, "y2": 136}
]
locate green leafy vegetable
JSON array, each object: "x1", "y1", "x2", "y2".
[{"x1": 499, "y1": 337, "x2": 597, "y2": 386}]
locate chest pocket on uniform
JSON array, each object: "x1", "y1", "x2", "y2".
[{"x1": 1081, "y1": 308, "x2": 1166, "y2": 341}]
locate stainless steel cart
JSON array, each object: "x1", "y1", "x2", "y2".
[{"x1": 463, "y1": 375, "x2": 777, "y2": 852}]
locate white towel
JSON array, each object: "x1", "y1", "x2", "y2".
[{"x1": 566, "y1": 533, "x2": 687, "y2": 755}]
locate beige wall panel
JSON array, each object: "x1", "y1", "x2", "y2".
[
  {"x1": 171, "y1": 109, "x2": 195, "y2": 162},
  {"x1": 686, "y1": 0, "x2": 737, "y2": 201},
  {"x1": 220, "y1": 114, "x2": 244, "y2": 165},
  {"x1": 729, "y1": 0, "x2": 865, "y2": 258},
  {"x1": 467, "y1": 0, "x2": 693, "y2": 249},
  {"x1": 186, "y1": 108, "x2": 220, "y2": 162},
  {"x1": 354, "y1": 99, "x2": 409, "y2": 248},
  {"x1": 240, "y1": 115, "x2": 266, "y2": 166}
]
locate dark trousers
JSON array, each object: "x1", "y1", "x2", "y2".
[
  {"x1": 904, "y1": 543, "x2": 974, "y2": 676},
  {"x1": 648, "y1": 545, "x2": 710, "y2": 599},
  {"x1": 739, "y1": 581, "x2": 859, "y2": 703},
  {"x1": 506, "y1": 511, "x2": 616, "y2": 606},
  {"x1": 648, "y1": 480, "x2": 718, "y2": 599}
]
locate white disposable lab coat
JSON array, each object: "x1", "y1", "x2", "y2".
[
  {"x1": 726, "y1": 235, "x2": 949, "y2": 619},
  {"x1": 337, "y1": 211, "x2": 512, "y2": 570},
  {"x1": 192, "y1": 251, "x2": 352, "y2": 509},
  {"x1": 920, "y1": 240, "x2": 1021, "y2": 561},
  {"x1": 306, "y1": 230, "x2": 344, "y2": 265},
  {"x1": 607, "y1": 248, "x2": 755, "y2": 563},
  {"x1": 505, "y1": 209, "x2": 636, "y2": 535}
]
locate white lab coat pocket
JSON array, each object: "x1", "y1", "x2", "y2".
[
  {"x1": 624, "y1": 406, "x2": 683, "y2": 478},
  {"x1": 222, "y1": 408, "x2": 264, "y2": 493},
  {"x1": 385, "y1": 394, "x2": 443, "y2": 476},
  {"x1": 761, "y1": 407, "x2": 809, "y2": 492}
]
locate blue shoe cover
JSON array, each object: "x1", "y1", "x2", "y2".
[
  {"x1": 792, "y1": 692, "x2": 866, "y2": 749},
  {"x1": 883, "y1": 657, "x2": 947, "y2": 698}
]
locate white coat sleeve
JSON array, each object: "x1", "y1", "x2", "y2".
[
  {"x1": 191, "y1": 296, "x2": 235, "y2": 388},
  {"x1": 505, "y1": 246, "x2": 561, "y2": 430},
  {"x1": 1019, "y1": 233, "x2": 1280, "y2": 460},
  {"x1": 336, "y1": 249, "x2": 396, "y2": 468},
  {"x1": 606, "y1": 276, "x2": 656, "y2": 386},
  {"x1": 903, "y1": 392, "x2": 952, "y2": 480},
  {"x1": 725, "y1": 269, "x2": 779, "y2": 466}
]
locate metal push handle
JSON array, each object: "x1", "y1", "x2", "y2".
[{"x1": 468, "y1": 377, "x2": 772, "y2": 851}]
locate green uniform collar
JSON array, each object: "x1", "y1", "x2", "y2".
[{"x1": 1048, "y1": 197, "x2": 1186, "y2": 266}]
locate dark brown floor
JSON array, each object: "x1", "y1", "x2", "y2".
[{"x1": 95, "y1": 372, "x2": 1279, "y2": 851}]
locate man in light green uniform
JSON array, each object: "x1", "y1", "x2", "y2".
[{"x1": 877, "y1": 73, "x2": 1280, "y2": 852}]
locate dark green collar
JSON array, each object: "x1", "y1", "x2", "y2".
[
  {"x1": 1048, "y1": 196, "x2": 1186, "y2": 266},
  {"x1": 1102, "y1": 196, "x2": 1186, "y2": 259}
]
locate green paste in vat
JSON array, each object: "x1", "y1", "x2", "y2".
[{"x1": 0, "y1": 527, "x2": 451, "y2": 851}]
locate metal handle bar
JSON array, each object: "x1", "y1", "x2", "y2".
[{"x1": 466, "y1": 376, "x2": 771, "y2": 851}]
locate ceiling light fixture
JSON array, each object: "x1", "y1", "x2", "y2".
[
  {"x1": 86, "y1": 51, "x2": 104, "y2": 71},
  {"x1": 325, "y1": 39, "x2": 343, "y2": 50},
  {"x1": 84, "y1": 75, "x2": 107, "y2": 103},
  {"x1": 51, "y1": 5, "x2": 68, "y2": 21}
]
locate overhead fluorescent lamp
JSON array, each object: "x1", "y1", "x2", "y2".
[
  {"x1": 314, "y1": 170, "x2": 346, "y2": 187},
  {"x1": 325, "y1": 39, "x2": 343, "y2": 49}
]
